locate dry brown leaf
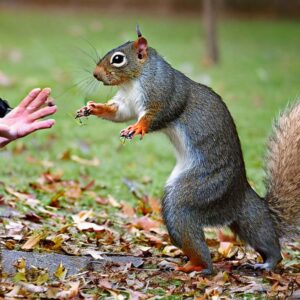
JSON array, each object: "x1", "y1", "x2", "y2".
[
  {"x1": 56, "y1": 281, "x2": 80, "y2": 299},
  {"x1": 132, "y1": 216, "x2": 161, "y2": 231},
  {"x1": 21, "y1": 232, "x2": 47, "y2": 250},
  {"x1": 107, "y1": 195, "x2": 121, "y2": 208},
  {"x1": 162, "y1": 245, "x2": 182, "y2": 257},
  {"x1": 71, "y1": 155, "x2": 100, "y2": 166},
  {"x1": 5, "y1": 186, "x2": 39, "y2": 207},
  {"x1": 64, "y1": 183, "x2": 82, "y2": 200},
  {"x1": 148, "y1": 197, "x2": 161, "y2": 214},
  {"x1": 39, "y1": 171, "x2": 63, "y2": 184},
  {"x1": 213, "y1": 271, "x2": 230, "y2": 286},
  {"x1": 231, "y1": 281, "x2": 266, "y2": 293},
  {"x1": 75, "y1": 221, "x2": 106, "y2": 232},
  {"x1": 61, "y1": 242, "x2": 81, "y2": 256},
  {"x1": 218, "y1": 242, "x2": 238, "y2": 258},
  {"x1": 72, "y1": 210, "x2": 93, "y2": 223},
  {"x1": 121, "y1": 201, "x2": 136, "y2": 217},
  {"x1": 98, "y1": 278, "x2": 113, "y2": 290},
  {"x1": 142, "y1": 231, "x2": 166, "y2": 247}
]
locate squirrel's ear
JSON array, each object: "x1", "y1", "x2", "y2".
[{"x1": 134, "y1": 37, "x2": 148, "y2": 60}]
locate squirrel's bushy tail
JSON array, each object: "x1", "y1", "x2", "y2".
[{"x1": 265, "y1": 101, "x2": 300, "y2": 240}]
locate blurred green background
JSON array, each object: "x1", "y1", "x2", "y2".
[{"x1": 0, "y1": 2, "x2": 299, "y2": 202}]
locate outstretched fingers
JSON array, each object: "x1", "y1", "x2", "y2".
[
  {"x1": 24, "y1": 88, "x2": 52, "y2": 111},
  {"x1": 29, "y1": 105, "x2": 57, "y2": 121},
  {"x1": 25, "y1": 119, "x2": 56, "y2": 136},
  {"x1": 19, "y1": 88, "x2": 41, "y2": 108}
]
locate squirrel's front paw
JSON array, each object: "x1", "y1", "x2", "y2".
[
  {"x1": 120, "y1": 122, "x2": 148, "y2": 140},
  {"x1": 75, "y1": 101, "x2": 96, "y2": 119},
  {"x1": 75, "y1": 106, "x2": 90, "y2": 118}
]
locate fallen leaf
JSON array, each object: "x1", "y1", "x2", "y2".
[
  {"x1": 162, "y1": 245, "x2": 182, "y2": 257},
  {"x1": 121, "y1": 201, "x2": 135, "y2": 217},
  {"x1": 56, "y1": 281, "x2": 80, "y2": 299},
  {"x1": 231, "y1": 281, "x2": 266, "y2": 293},
  {"x1": 132, "y1": 216, "x2": 161, "y2": 231},
  {"x1": 72, "y1": 210, "x2": 93, "y2": 223},
  {"x1": 5, "y1": 186, "x2": 39, "y2": 207},
  {"x1": 22, "y1": 232, "x2": 47, "y2": 250},
  {"x1": 4, "y1": 285, "x2": 21, "y2": 297},
  {"x1": 23, "y1": 211, "x2": 42, "y2": 223},
  {"x1": 25, "y1": 265, "x2": 49, "y2": 285},
  {"x1": 71, "y1": 154, "x2": 100, "y2": 166},
  {"x1": 19, "y1": 282, "x2": 47, "y2": 293},
  {"x1": 218, "y1": 242, "x2": 238, "y2": 258},
  {"x1": 98, "y1": 278, "x2": 113, "y2": 290},
  {"x1": 61, "y1": 242, "x2": 81, "y2": 256},
  {"x1": 157, "y1": 260, "x2": 177, "y2": 270},
  {"x1": 84, "y1": 249, "x2": 104, "y2": 260},
  {"x1": 213, "y1": 271, "x2": 230, "y2": 286},
  {"x1": 54, "y1": 262, "x2": 68, "y2": 281},
  {"x1": 107, "y1": 195, "x2": 121, "y2": 208},
  {"x1": 75, "y1": 221, "x2": 107, "y2": 232},
  {"x1": 148, "y1": 197, "x2": 161, "y2": 214}
]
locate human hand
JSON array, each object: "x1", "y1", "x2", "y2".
[{"x1": 0, "y1": 88, "x2": 57, "y2": 147}]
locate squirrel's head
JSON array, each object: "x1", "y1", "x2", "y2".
[{"x1": 93, "y1": 25, "x2": 148, "y2": 86}]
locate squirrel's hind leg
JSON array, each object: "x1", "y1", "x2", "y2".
[
  {"x1": 162, "y1": 188, "x2": 213, "y2": 274},
  {"x1": 233, "y1": 188, "x2": 282, "y2": 271}
]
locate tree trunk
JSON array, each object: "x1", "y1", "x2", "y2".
[{"x1": 203, "y1": 0, "x2": 219, "y2": 65}]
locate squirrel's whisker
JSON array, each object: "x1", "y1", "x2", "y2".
[
  {"x1": 80, "y1": 37, "x2": 101, "y2": 62},
  {"x1": 54, "y1": 76, "x2": 94, "y2": 99},
  {"x1": 74, "y1": 45, "x2": 98, "y2": 64}
]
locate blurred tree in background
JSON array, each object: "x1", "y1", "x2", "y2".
[{"x1": 203, "y1": 0, "x2": 219, "y2": 65}]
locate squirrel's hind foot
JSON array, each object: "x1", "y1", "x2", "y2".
[
  {"x1": 253, "y1": 263, "x2": 274, "y2": 271},
  {"x1": 176, "y1": 261, "x2": 213, "y2": 275},
  {"x1": 238, "y1": 262, "x2": 275, "y2": 273}
]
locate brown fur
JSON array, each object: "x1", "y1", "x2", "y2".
[{"x1": 265, "y1": 101, "x2": 300, "y2": 239}]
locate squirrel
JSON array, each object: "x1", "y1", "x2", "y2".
[{"x1": 76, "y1": 26, "x2": 300, "y2": 274}]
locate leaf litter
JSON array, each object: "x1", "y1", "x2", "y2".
[{"x1": 0, "y1": 168, "x2": 299, "y2": 299}]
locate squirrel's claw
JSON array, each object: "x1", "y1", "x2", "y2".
[
  {"x1": 120, "y1": 126, "x2": 135, "y2": 140},
  {"x1": 120, "y1": 122, "x2": 148, "y2": 140},
  {"x1": 75, "y1": 106, "x2": 91, "y2": 119}
]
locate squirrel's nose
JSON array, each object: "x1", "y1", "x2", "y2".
[{"x1": 93, "y1": 72, "x2": 98, "y2": 79}]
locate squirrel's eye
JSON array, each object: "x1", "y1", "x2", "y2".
[{"x1": 110, "y1": 52, "x2": 127, "y2": 67}]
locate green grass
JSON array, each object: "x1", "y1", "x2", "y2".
[{"x1": 0, "y1": 9, "x2": 299, "y2": 201}]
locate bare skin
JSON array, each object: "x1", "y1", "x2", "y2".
[{"x1": 0, "y1": 88, "x2": 57, "y2": 148}]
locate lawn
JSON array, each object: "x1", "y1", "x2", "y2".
[
  {"x1": 0, "y1": 8, "x2": 299, "y2": 298},
  {"x1": 0, "y1": 9, "x2": 299, "y2": 198}
]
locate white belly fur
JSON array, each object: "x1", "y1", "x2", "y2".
[
  {"x1": 112, "y1": 80, "x2": 145, "y2": 121},
  {"x1": 164, "y1": 124, "x2": 194, "y2": 187}
]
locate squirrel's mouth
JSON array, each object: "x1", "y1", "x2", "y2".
[
  {"x1": 93, "y1": 72, "x2": 114, "y2": 86},
  {"x1": 94, "y1": 74, "x2": 126, "y2": 86},
  {"x1": 93, "y1": 66, "x2": 128, "y2": 86}
]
